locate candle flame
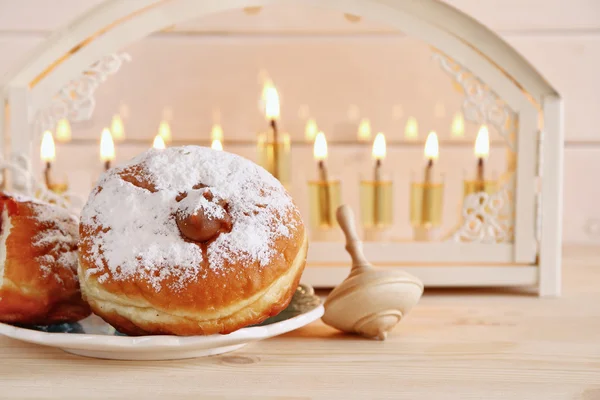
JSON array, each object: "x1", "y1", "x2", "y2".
[
  {"x1": 100, "y1": 128, "x2": 115, "y2": 162},
  {"x1": 424, "y1": 131, "x2": 439, "y2": 160},
  {"x1": 55, "y1": 118, "x2": 71, "y2": 142},
  {"x1": 111, "y1": 114, "x2": 125, "y2": 141},
  {"x1": 357, "y1": 118, "x2": 371, "y2": 141},
  {"x1": 211, "y1": 123, "x2": 223, "y2": 141},
  {"x1": 305, "y1": 118, "x2": 318, "y2": 142},
  {"x1": 263, "y1": 81, "x2": 280, "y2": 120},
  {"x1": 451, "y1": 112, "x2": 465, "y2": 138},
  {"x1": 40, "y1": 130, "x2": 56, "y2": 162},
  {"x1": 158, "y1": 120, "x2": 172, "y2": 142},
  {"x1": 372, "y1": 132, "x2": 386, "y2": 160},
  {"x1": 313, "y1": 131, "x2": 328, "y2": 161},
  {"x1": 404, "y1": 116, "x2": 418, "y2": 140},
  {"x1": 475, "y1": 125, "x2": 490, "y2": 159},
  {"x1": 153, "y1": 134, "x2": 166, "y2": 149},
  {"x1": 211, "y1": 139, "x2": 223, "y2": 151}
]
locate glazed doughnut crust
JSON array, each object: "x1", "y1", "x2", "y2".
[
  {"x1": 0, "y1": 193, "x2": 90, "y2": 325},
  {"x1": 78, "y1": 146, "x2": 307, "y2": 336}
]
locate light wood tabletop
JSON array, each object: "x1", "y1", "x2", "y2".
[{"x1": 1, "y1": 245, "x2": 599, "y2": 400}]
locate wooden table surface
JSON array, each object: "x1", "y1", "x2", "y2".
[{"x1": 1, "y1": 246, "x2": 599, "y2": 400}]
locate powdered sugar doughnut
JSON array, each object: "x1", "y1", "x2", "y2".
[
  {"x1": 78, "y1": 146, "x2": 307, "y2": 336},
  {"x1": 0, "y1": 192, "x2": 90, "y2": 325}
]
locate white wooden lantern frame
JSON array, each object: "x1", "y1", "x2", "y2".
[{"x1": 0, "y1": 0, "x2": 563, "y2": 296}]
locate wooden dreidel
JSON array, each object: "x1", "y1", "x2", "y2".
[{"x1": 322, "y1": 205, "x2": 424, "y2": 340}]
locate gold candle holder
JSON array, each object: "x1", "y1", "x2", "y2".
[
  {"x1": 360, "y1": 179, "x2": 393, "y2": 241},
  {"x1": 410, "y1": 181, "x2": 444, "y2": 241},
  {"x1": 257, "y1": 133, "x2": 291, "y2": 185},
  {"x1": 48, "y1": 181, "x2": 69, "y2": 195},
  {"x1": 36, "y1": 177, "x2": 69, "y2": 203},
  {"x1": 463, "y1": 179, "x2": 497, "y2": 196},
  {"x1": 43, "y1": 166, "x2": 69, "y2": 195},
  {"x1": 309, "y1": 180, "x2": 341, "y2": 241}
]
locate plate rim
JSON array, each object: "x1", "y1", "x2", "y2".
[{"x1": 0, "y1": 305, "x2": 324, "y2": 352}]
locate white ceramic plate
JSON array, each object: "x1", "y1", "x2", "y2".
[{"x1": 0, "y1": 284, "x2": 323, "y2": 360}]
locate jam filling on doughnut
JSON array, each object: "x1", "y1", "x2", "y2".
[{"x1": 175, "y1": 188, "x2": 233, "y2": 243}]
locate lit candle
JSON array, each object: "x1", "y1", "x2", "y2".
[
  {"x1": 423, "y1": 131, "x2": 439, "y2": 184},
  {"x1": 451, "y1": 112, "x2": 465, "y2": 138},
  {"x1": 55, "y1": 119, "x2": 71, "y2": 142},
  {"x1": 421, "y1": 131, "x2": 439, "y2": 230},
  {"x1": 40, "y1": 130, "x2": 55, "y2": 187},
  {"x1": 305, "y1": 118, "x2": 318, "y2": 142},
  {"x1": 404, "y1": 116, "x2": 418, "y2": 140},
  {"x1": 313, "y1": 131, "x2": 330, "y2": 225},
  {"x1": 153, "y1": 134, "x2": 166, "y2": 149},
  {"x1": 263, "y1": 81, "x2": 281, "y2": 179},
  {"x1": 100, "y1": 128, "x2": 115, "y2": 171},
  {"x1": 158, "y1": 120, "x2": 172, "y2": 143},
  {"x1": 357, "y1": 118, "x2": 371, "y2": 142},
  {"x1": 211, "y1": 139, "x2": 223, "y2": 151},
  {"x1": 211, "y1": 123, "x2": 223, "y2": 142},
  {"x1": 314, "y1": 131, "x2": 329, "y2": 181},
  {"x1": 111, "y1": 114, "x2": 125, "y2": 141},
  {"x1": 474, "y1": 125, "x2": 490, "y2": 191},
  {"x1": 372, "y1": 132, "x2": 386, "y2": 226}
]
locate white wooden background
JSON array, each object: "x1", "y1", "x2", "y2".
[{"x1": 0, "y1": 0, "x2": 598, "y2": 244}]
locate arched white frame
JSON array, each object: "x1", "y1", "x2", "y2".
[{"x1": 0, "y1": 0, "x2": 563, "y2": 295}]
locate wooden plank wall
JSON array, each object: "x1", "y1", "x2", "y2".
[{"x1": 0, "y1": 0, "x2": 598, "y2": 244}]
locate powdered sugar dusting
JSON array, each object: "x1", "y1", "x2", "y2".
[
  {"x1": 81, "y1": 146, "x2": 299, "y2": 292},
  {"x1": 178, "y1": 189, "x2": 225, "y2": 220},
  {"x1": 30, "y1": 199, "x2": 79, "y2": 282},
  {"x1": 2, "y1": 192, "x2": 79, "y2": 282}
]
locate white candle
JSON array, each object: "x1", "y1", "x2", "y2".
[
  {"x1": 474, "y1": 125, "x2": 490, "y2": 191},
  {"x1": 423, "y1": 131, "x2": 439, "y2": 184},
  {"x1": 40, "y1": 130, "x2": 56, "y2": 187},
  {"x1": 263, "y1": 81, "x2": 281, "y2": 179},
  {"x1": 372, "y1": 132, "x2": 386, "y2": 226}
]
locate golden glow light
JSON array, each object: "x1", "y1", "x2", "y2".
[
  {"x1": 153, "y1": 134, "x2": 166, "y2": 149},
  {"x1": 55, "y1": 119, "x2": 71, "y2": 142},
  {"x1": 372, "y1": 132, "x2": 386, "y2": 160},
  {"x1": 357, "y1": 118, "x2": 371, "y2": 141},
  {"x1": 158, "y1": 120, "x2": 172, "y2": 142},
  {"x1": 211, "y1": 124, "x2": 223, "y2": 141},
  {"x1": 424, "y1": 131, "x2": 439, "y2": 160},
  {"x1": 100, "y1": 128, "x2": 115, "y2": 162},
  {"x1": 40, "y1": 131, "x2": 56, "y2": 162},
  {"x1": 451, "y1": 112, "x2": 465, "y2": 138},
  {"x1": 263, "y1": 81, "x2": 280, "y2": 120},
  {"x1": 243, "y1": 6, "x2": 262, "y2": 15},
  {"x1": 313, "y1": 131, "x2": 328, "y2": 161},
  {"x1": 111, "y1": 114, "x2": 125, "y2": 141},
  {"x1": 404, "y1": 116, "x2": 418, "y2": 140},
  {"x1": 305, "y1": 118, "x2": 318, "y2": 142},
  {"x1": 211, "y1": 139, "x2": 223, "y2": 151},
  {"x1": 474, "y1": 125, "x2": 490, "y2": 159}
]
